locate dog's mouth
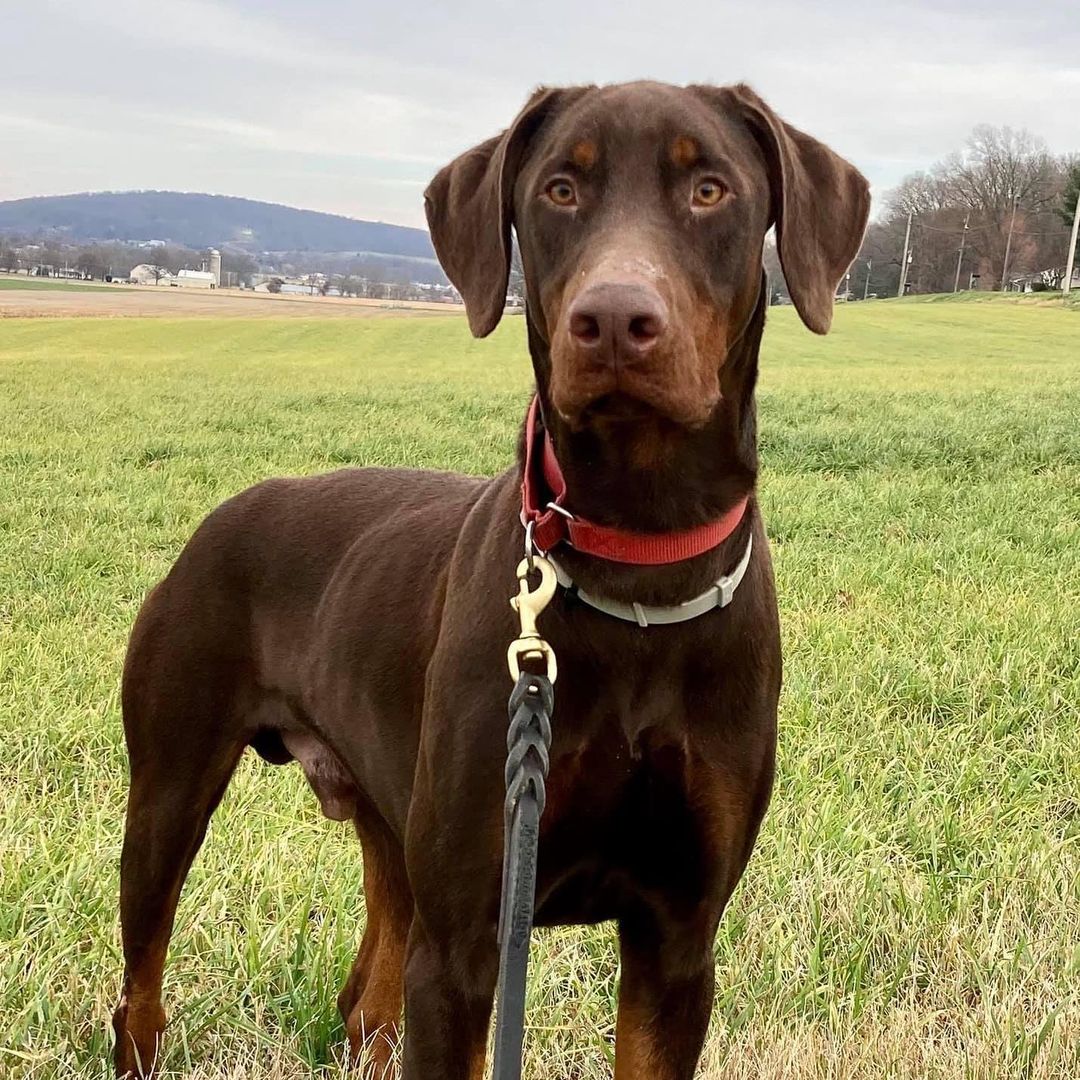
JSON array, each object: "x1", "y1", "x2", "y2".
[
  {"x1": 579, "y1": 392, "x2": 657, "y2": 424},
  {"x1": 557, "y1": 378, "x2": 720, "y2": 434}
]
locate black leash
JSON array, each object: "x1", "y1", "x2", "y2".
[
  {"x1": 492, "y1": 673, "x2": 554, "y2": 1080},
  {"x1": 493, "y1": 553, "x2": 558, "y2": 1080}
]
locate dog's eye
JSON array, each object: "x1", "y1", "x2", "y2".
[
  {"x1": 545, "y1": 179, "x2": 578, "y2": 208},
  {"x1": 692, "y1": 178, "x2": 727, "y2": 208}
]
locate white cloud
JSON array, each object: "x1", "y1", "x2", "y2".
[{"x1": 3, "y1": 0, "x2": 1077, "y2": 227}]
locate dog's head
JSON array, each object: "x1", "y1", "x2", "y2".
[{"x1": 426, "y1": 81, "x2": 869, "y2": 433}]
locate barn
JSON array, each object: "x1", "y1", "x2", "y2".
[{"x1": 174, "y1": 269, "x2": 216, "y2": 289}]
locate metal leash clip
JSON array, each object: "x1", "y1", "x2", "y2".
[{"x1": 506, "y1": 556, "x2": 558, "y2": 683}]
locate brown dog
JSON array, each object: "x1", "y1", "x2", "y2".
[{"x1": 112, "y1": 81, "x2": 868, "y2": 1079}]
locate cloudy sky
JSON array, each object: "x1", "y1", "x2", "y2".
[{"x1": 3, "y1": 0, "x2": 1077, "y2": 228}]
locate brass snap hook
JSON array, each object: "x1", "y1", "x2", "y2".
[{"x1": 507, "y1": 555, "x2": 558, "y2": 683}]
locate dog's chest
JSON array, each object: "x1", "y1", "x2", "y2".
[{"x1": 533, "y1": 672, "x2": 725, "y2": 924}]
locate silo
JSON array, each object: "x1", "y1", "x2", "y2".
[{"x1": 209, "y1": 249, "x2": 222, "y2": 288}]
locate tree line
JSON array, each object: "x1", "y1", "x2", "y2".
[
  {"x1": 0, "y1": 236, "x2": 258, "y2": 285},
  {"x1": 262, "y1": 272, "x2": 452, "y2": 303},
  {"x1": 0, "y1": 233, "x2": 452, "y2": 295},
  {"x1": 261, "y1": 250, "x2": 447, "y2": 287},
  {"x1": 766, "y1": 124, "x2": 1078, "y2": 299}
]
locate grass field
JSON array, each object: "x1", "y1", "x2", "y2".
[
  {"x1": 0, "y1": 277, "x2": 131, "y2": 293},
  {"x1": 1, "y1": 298, "x2": 1078, "y2": 1079}
]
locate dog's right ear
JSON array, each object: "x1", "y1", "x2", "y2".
[{"x1": 425, "y1": 87, "x2": 586, "y2": 338}]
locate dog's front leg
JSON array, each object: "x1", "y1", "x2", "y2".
[
  {"x1": 613, "y1": 907, "x2": 721, "y2": 1080},
  {"x1": 400, "y1": 742, "x2": 502, "y2": 1080},
  {"x1": 401, "y1": 915, "x2": 497, "y2": 1080}
]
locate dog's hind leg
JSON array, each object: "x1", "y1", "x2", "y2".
[
  {"x1": 112, "y1": 586, "x2": 248, "y2": 1078},
  {"x1": 338, "y1": 810, "x2": 412, "y2": 1077}
]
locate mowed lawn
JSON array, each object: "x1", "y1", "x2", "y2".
[{"x1": 1, "y1": 298, "x2": 1078, "y2": 1079}]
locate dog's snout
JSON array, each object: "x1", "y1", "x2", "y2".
[{"x1": 567, "y1": 281, "x2": 669, "y2": 361}]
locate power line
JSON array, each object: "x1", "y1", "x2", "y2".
[{"x1": 914, "y1": 219, "x2": 1066, "y2": 238}]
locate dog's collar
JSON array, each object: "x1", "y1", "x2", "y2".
[
  {"x1": 520, "y1": 395, "x2": 749, "y2": 565},
  {"x1": 550, "y1": 533, "x2": 753, "y2": 625}
]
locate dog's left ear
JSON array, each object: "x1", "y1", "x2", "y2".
[
  {"x1": 701, "y1": 83, "x2": 871, "y2": 335},
  {"x1": 425, "y1": 87, "x2": 587, "y2": 337}
]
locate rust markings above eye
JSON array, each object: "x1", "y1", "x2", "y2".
[
  {"x1": 571, "y1": 141, "x2": 598, "y2": 170},
  {"x1": 671, "y1": 135, "x2": 700, "y2": 169}
]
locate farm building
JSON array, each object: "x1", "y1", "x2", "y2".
[
  {"x1": 129, "y1": 250, "x2": 221, "y2": 288},
  {"x1": 174, "y1": 269, "x2": 216, "y2": 288}
]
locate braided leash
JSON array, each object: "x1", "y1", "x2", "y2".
[{"x1": 492, "y1": 556, "x2": 557, "y2": 1080}]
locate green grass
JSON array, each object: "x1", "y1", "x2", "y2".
[
  {"x1": 1, "y1": 301, "x2": 1078, "y2": 1079},
  {"x1": 0, "y1": 276, "x2": 132, "y2": 293}
]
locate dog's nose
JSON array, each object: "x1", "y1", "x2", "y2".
[{"x1": 567, "y1": 281, "x2": 668, "y2": 362}]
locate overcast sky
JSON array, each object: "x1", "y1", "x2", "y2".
[{"x1": 3, "y1": 0, "x2": 1077, "y2": 228}]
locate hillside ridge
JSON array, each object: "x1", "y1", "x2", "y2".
[{"x1": 0, "y1": 190, "x2": 434, "y2": 258}]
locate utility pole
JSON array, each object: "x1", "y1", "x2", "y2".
[
  {"x1": 863, "y1": 258, "x2": 872, "y2": 299},
  {"x1": 1000, "y1": 195, "x2": 1020, "y2": 291},
  {"x1": 953, "y1": 211, "x2": 970, "y2": 293},
  {"x1": 1064, "y1": 190, "x2": 1080, "y2": 298},
  {"x1": 897, "y1": 210, "x2": 913, "y2": 297}
]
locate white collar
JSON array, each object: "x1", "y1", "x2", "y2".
[{"x1": 549, "y1": 534, "x2": 753, "y2": 627}]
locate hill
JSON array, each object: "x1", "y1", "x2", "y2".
[{"x1": 0, "y1": 191, "x2": 435, "y2": 259}]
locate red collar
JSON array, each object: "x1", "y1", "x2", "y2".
[{"x1": 520, "y1": 396, "x2": 749, "y2": 566}]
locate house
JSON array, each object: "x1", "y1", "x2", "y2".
[{"x1": 1007, "y1": 265, "x2": 1080, "y2": 293}]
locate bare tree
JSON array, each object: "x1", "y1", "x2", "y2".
[
  {"x1": 946, "y1": 126, "x2": 1055, "y2": 212},
  {"x1": 761, "y1": 236, "x2": 787, "y2": 302},
  {"x1": 872, "y1": 127, "x2": 1073, "y2": 294},
  {"x1": 939, "y1": 126, "x2": 1060, "y2": 287},
  {"x1": 855, "y1": 220, "x2": 908, "y2": 297},
  {"x1": 76, "y1": 246, "x2": 110, "y2": 281},
  {"x1": 220, "y1": 251, "x2": 258, "y2": 288},
  {"x1": 1060, "y1": 160, "x2": 1080, "y2": 229},
  {"x1": 508, "y1": 238, "x2": 526, "y2": 303},
  {"x1": 1061, "y1": 160, "x2": 1080, "y2": 288}
]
